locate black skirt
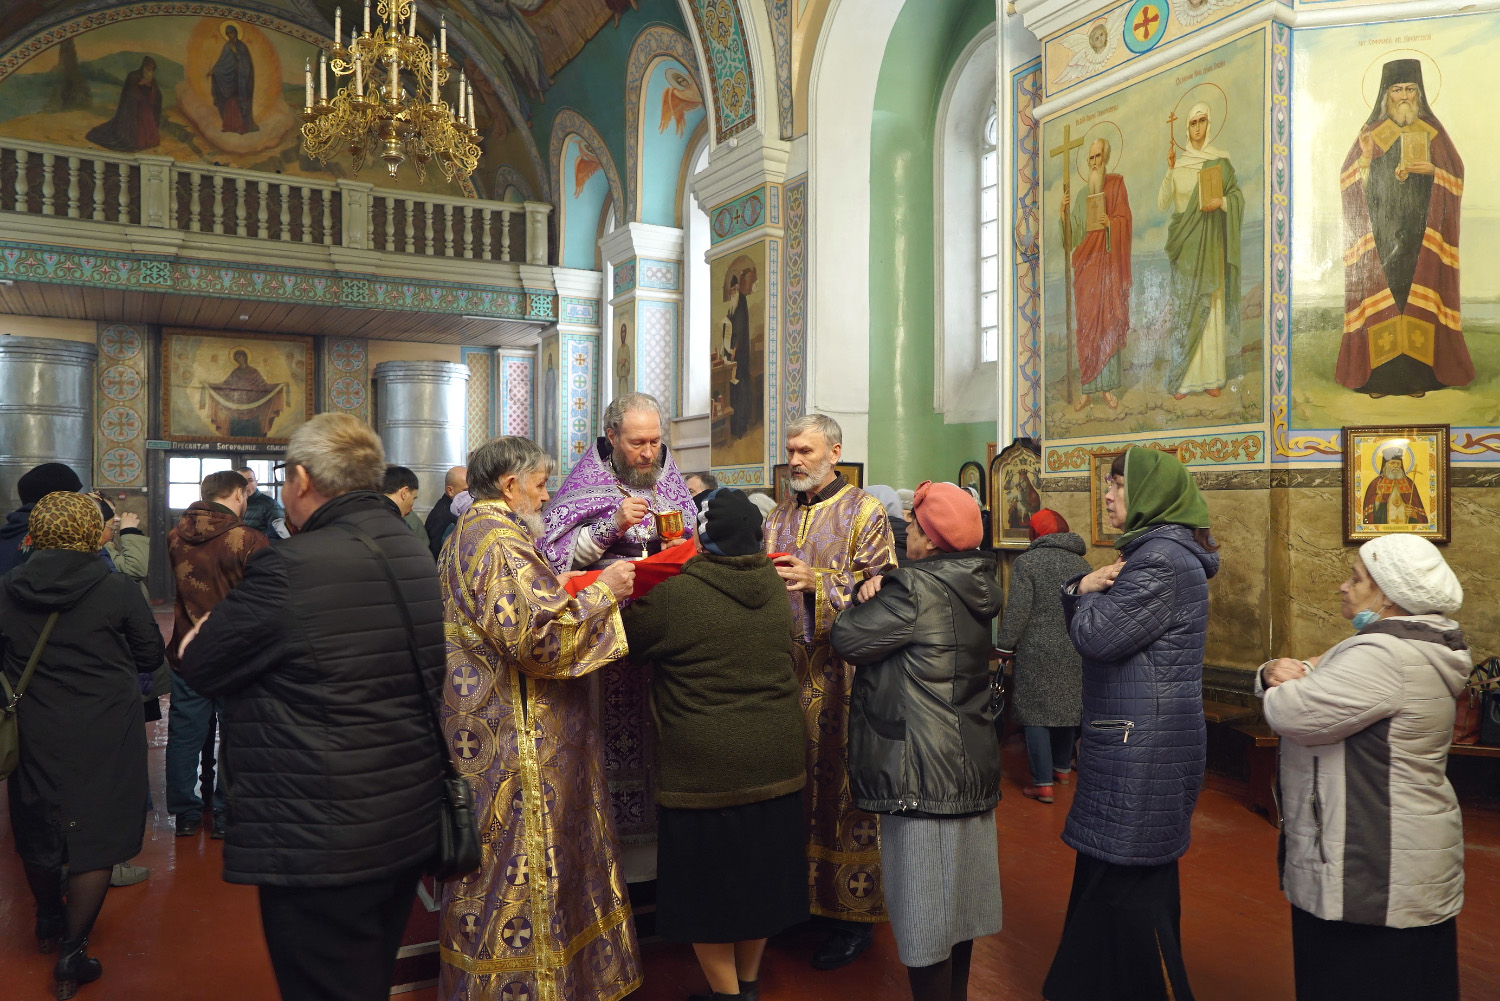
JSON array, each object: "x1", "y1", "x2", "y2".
[
  {"x1": 1042, "y1": 852, "x2": 1194, "y2": 1001},
  {"x1": 1291, "y1": 906, "x2": 1458, "y2": 1001},
  {"x1": 656, "y1": 791, "x2": 809, "y2": 943}
]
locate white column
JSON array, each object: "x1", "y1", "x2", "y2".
[
  {"x1": 599, "y1": 222, "x2": 686, "y2": 417},
  {"x1": 550, "y1": 268, "x2": 605, "y2": 476}
]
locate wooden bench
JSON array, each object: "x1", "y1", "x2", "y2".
[
  {"x1": 1448, "y1": 742, "x2": 1500, "y2": 758},
  {"x1": 1232, "y1": 721, "x2": 1281, "y2": 827},
  {"x1": 1226, "y1": 723, "x2": 1500, "y2": 830},
  {"x1": 1203, "y1": 699, "x2": 1255, "y2": 726}
]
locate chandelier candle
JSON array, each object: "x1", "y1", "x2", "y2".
[
  {"x1": 301, "y1": 0, "x2": 480, "y2": 181},
  {"x1": 334, "y1": 5, "x2": 341, "y2": 45}
]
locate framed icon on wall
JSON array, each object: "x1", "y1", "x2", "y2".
[
  {"x1": 1341, "y1": 425, "x2": 1450, "y2": 543},
  {"x1": 990, "y1": 440, "x2": 1042, "y2": 550},
  {"x1": 959, "y1": 461, "x2": 986, "y2": 508}
]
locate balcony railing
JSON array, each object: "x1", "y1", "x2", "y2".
[{"x1": 0, "y1": 136, "x2": 551, "y2": 266}]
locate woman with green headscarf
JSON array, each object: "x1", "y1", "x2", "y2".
[{"x1": 1041, "y1": 447, "x2": 1219, "y2": 1001}]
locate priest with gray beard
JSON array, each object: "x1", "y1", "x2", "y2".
[{"x1": 539, "y1": 391, "x2": 697, "y2": 862}]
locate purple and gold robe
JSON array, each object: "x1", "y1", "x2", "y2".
[
  {"x1": 438, "y1": 499, "x2": 640, "y2": 1001},
  {"x1": 540, "y1": 437, "x2": 696, "y2": 846},
  {"x1": 763, "y1": 482, "x2": 897, "y2": 923}
]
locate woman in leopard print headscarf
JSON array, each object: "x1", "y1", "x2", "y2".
[
  {"x1": 1, "y1": 486, "x2": 164, "y2": 995},
  {"x1": 26, "y1": 490, "x2": 104, "y2": 554}
]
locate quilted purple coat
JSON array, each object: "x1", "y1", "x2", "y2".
[{"x1": 1058, "y1": 523, "x2": 1218, "y2": 865}]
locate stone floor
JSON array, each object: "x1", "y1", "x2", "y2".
[{"x1": 2, "y1": 629, "x2": 1497, "y2": 1000}]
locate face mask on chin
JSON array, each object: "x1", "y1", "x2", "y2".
[{"x1": 1352, "y1": 607, "x2": 1381, "y2": 631}]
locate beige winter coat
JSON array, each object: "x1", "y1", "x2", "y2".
[{"x1": 1258, "y1": 615, "x2": 1470, "y2": 928}]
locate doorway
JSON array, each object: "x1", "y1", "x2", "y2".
[{"x1": 147, "y1": 450, "x2": 285, "y2": 602}]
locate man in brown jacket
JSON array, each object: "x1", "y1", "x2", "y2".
[{"x1": 166, "y1": 469, "x2": 268, "y2": 838}]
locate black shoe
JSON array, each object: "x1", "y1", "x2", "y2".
[
  {"x1": 811, "y1": 928, "x2": 873, "y2": 970},
  {"x1": 739, "y1": 979, "x2": 759, "y2": 1001},
  {"x1": 53, "y1": 936, "x2": 102, "y2": 1000},
  {"x1": 36, "y1": 911, "x2": 65, "y2": 954},
  {"x1": 211, "y1": 813, "x2": 227, "y2": 840},
  {"x1": 175, "y1": 814, "x2": 201, "y2": 837}
]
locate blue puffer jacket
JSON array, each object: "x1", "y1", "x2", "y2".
[{"x1": 1059, "y1": 523, "x2": 1218, "y2": 865}]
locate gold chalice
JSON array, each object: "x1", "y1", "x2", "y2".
[{"x1": 653, "y1": 508, "x2": 685, "y2": 542}]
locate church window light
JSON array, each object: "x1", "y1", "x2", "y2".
[{"x1": 980, "y1": 105, "x2": 999, "y2": 364}]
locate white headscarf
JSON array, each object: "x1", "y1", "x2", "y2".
[{"x1": 1176, "y1": 101, "x2": 1231, "y2": 168}]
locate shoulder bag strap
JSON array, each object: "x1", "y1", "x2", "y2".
[
  {"x1": 1, "y1": 612, "x2": 62, "y2": 710},
  {"x1": 340, "y1": 525, "x2": 459, "y2": 780}
]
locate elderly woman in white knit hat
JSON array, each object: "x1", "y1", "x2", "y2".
[{"x1": 1257, "y1": 533, "x2": 1469, "y2": 1001}]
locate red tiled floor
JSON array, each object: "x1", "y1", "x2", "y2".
[{"x1": 2, "y1": 725, "x2": 1497, "y2": 1000}]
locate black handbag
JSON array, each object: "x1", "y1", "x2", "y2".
[
  {"x1": 344, "y1": 527, "x2": 480, "y2": 883},
  {"x1": 0, "y1": 612, "x2": 60, "y2": 782},
  {"x1": 1481, "y1": 688, "x2": 1500, "y2": 748},
  {"x1": 989, "y1": 649, "x2": 1010, "y2": 721}
]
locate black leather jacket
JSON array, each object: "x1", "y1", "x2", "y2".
[{"x1": 831, "y1": 549, "x2": 1003, "y2": 815}]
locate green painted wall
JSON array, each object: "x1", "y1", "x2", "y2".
[
  {"x1": 529, "y1": 1, "x2": 688, "y2": 203},
  {"x1": 867, "y1": 0, "x2": 995, "y2": 488}
]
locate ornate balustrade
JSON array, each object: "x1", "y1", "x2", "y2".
[{"x1": 0, "y1": 136, "x2": 552, "y2": 268}]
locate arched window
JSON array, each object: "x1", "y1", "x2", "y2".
[
  {"x1": 979, "y1": 105, "x2": 999, "y2": 364},
  {"x1": 933, "y1": 25, "x2": 998, "y2": 424},
  {"x1": 682, "y1": 140, "x2": 712, "y2": 416}
]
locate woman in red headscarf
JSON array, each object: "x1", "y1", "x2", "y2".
[{"x1": 996, "y1": 509, "x2": 1091, "y2": 802}]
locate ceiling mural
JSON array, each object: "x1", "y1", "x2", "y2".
[
  {"x1": 623, "y1": 25, "x2": 703, "y2": 224},
  {"x1": 550, "y1": 107, "x2": 623, "y2": 269},
  {"x1": 687, "y1": 0, "x2": 757, "y2": 143},
  {"x1": 0, "y1": 0, "x2": 655, "y2": 202},
  {"x1": 0, "y1": 0, "x2": 748, "y2": 260}
]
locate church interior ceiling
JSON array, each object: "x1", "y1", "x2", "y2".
[{"x1": 0, "y1": 0, "x2": 642, "y2": 200}]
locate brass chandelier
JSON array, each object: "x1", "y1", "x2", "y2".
[{"x1": 300, "y1": 0, "x2": 480, "y2": 182}]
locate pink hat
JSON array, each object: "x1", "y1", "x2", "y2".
[{"x1": 912, "y1": 480, "x2": 983, "y2": 552}]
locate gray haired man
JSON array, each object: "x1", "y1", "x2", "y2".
[
  {"x1": 763, "y1": 413, "x2": 898, "y2": 969},
  {"x1": 178, "y1": 413, "x2": 444, "y2": 1001},
  {"x1": 537, "y1": 391, "x2": 698, "y2": 861}
]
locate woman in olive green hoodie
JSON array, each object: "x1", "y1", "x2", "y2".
[{"x1": 622, "y1": 488, "x2": 807, "y2": 1001}]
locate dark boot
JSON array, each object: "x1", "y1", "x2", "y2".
[
  {"x1": 811, "y1": 922, "x2": 874, "y2": 970},
  {"x1": 739, "y1": 980, "x2": 760, "y2": 1001},
  {"x1": 53, "y1": 936, "x2": 102, "y2": 1000},
  {"x1": 36, "y1": 909, "x2": 65, "y2": 954}
]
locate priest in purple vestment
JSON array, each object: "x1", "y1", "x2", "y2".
[{"x1": 540, "y1": 392, "x2": 696, "y2": 861}]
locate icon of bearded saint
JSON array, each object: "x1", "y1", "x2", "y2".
[
  {"x1": 1337, "y1": 59, "x2": 1474, "y2": 399},
  {"x1": 1362, "y1": 446, "x2": 1427, "y2": 526}
]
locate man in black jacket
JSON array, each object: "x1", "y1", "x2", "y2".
[
  {"x1": 423, "y1": 464, "x2": 467, "y2": 558},
  {"x1": 179, "y1": 412, "x2": 443, "y2": 1001}
]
